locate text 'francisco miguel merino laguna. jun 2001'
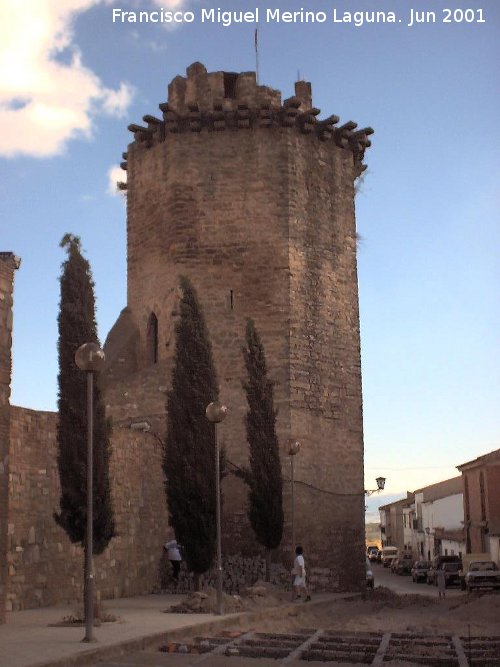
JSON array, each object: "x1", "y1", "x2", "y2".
[{"x1": 111, "y1": 7, "x2": 488, "y2": 29}]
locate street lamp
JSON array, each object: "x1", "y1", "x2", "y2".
[
  {"x1": 75, "y1": 342, "x2": 105, "y2": 643},
  {"x1": 287, "y1": 440, "x2": 301, "y2": 550},
  {"x1": 365, "y1": 476, "x2": 386, "y2": 496},
  {"x1": 205, "y1": 401, "x2": 227, "y2": 616}
]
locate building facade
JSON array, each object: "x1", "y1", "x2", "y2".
[
  {"x1": 415, "y1": 477, "x2": 465, "y2": 561},
  {"x1": 104, "y1": 62, "x2": 372, "y2": 588},
  {"x1": 458, "y1": 449, "x2": 500, "y2": 563},
  {"x1": 379, "y1": 477, "x2": 466, "y2": 562},
  {"x1": 379, "y1": 493, "x2": 414, "y2": 552}
]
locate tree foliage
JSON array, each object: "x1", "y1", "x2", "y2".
[
  {"x1": 242, "y1": 319, "x2": 283, "y2": 574},
  {"x1": 54, "y1": 234, "x2": 115, "y2": 555},
  {"x1": 164, "y1": 276, "x2": 219, "y2": 577}
]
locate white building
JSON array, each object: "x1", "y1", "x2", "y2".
[{"x1": 380, "y1": 477, "x2": 465, "y2": 560}]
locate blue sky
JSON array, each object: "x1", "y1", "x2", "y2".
[{"x1": 1, "y1": 0, "x2": 498, "y2": 511}]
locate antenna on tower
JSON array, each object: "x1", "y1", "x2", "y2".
[{"x1": 255, "y1": 29, "x2": 259, "y2": 84}]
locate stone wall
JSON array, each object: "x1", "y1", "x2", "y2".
[
  {"x1": 7, "y1": 407, "x2": 168, "y2": 611},
  {"x1": 104, "y1": 63, "x2": 370, "y2": 590},
  {"x1": 0, "y1": 253, "x2": 20, "y2": 624},
  {"x1": 5, "y1": 403, "x2": 344, "y2": 611}
]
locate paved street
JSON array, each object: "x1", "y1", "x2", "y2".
[{"x1": 371, "y1": 561, "x2": 463, "y2": 598}]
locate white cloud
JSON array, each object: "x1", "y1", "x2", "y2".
[
  {"x1": 151, "y1": 0, "x2": 188, "y2": 8},
  {"x1": 107, "y1": 164, "x2": 126, "y2": 197},
  {"x1": 0, "y1": 0, "x2": 134, "y2": 158},
  {"x1": 101, "y1": 82, "x2": 134, "y2": 117}
]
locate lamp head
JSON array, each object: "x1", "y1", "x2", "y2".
[
  {"x1": 75, "y1": 342, "x2": 105, "y2": 372},
  {"x1": 205, "y1": 402, "x2": 228, "y2": 423}
]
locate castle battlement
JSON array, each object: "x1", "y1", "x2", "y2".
[{"x1": 120, "y1": 62, "x2": 373, "y2": 185}]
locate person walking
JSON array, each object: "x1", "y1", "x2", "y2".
[
  {"x1": 436, "y1": 565, "x2": 446, "y2": 600},
  {"x1": 292, "y1": 545, "x2": 311, "y2": 602},
  {"x1": 164, "y1": 538, "x2": 182, "y2": 581}
]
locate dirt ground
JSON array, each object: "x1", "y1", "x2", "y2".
[{"x1": 170, "y1": 582, "x2": 500, "y2": 637}]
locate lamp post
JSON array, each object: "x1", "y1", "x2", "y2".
[
  {"x1": 205, "y1": 401, "x2": 227, "y2": 616},
  {"x1": 287, "y1": 440, "x2": 301, "y2": 550},
  {"x1": 365, "y1": 476, "x2": 386, "y2": 497},
  {"x1": 75, "y1": 342, "x2": 105, "y2": 643}
]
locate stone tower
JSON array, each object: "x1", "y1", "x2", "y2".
[{"x1": 104, "y1": 62, "x2": 372, "y2": 589}]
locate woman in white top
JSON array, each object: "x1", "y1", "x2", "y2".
[
  {"x1": 292, "y1": 545, "x2": 311, "y2": 601},
  {"x1": 164, "y1": 539, "x2": 182, "y2": 581}
]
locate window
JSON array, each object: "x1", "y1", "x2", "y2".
[
  {"x1": 223, "y1": 73, "x2": 238, "y2": 99},
  {"x1": 479, "y1": 471, "x2": 486, "y2": 521},
  {"x1": 147, "y1": 312, "x2": 159, "y2": 364}
]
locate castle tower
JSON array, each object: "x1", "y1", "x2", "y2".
[{"x1": 105, "y1": 63, "x2": 372, "y2": 589}]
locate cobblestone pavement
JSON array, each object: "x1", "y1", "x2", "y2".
[{"x1": 90, "y1": 628, "x2": 500, "y2": 666}]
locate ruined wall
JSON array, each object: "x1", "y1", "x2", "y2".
[
  {"x1": 105, "y1": 63, "x2": 371, "y2": 589},
  {"x1": 6, "y1": 407, "x2": 167, "y2": 611},
  {"x1": 0, "y1": 253, "x2": 20, "y2": 623}
]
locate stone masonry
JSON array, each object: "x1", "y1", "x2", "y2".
[
  {"x1": 0, "y1": 253, "x2": 20, "y2": 623},
  {"x1": 6, "y1": 407, "x2": 167, "y2": 611},
  {"x1": 104, "y1": 63, "x2": 372, "y2": 590}
]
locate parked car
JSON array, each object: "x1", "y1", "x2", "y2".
[
  {"x1": 463, "y1": 561, "x2": 500, "y2": 592},
  {"x1": 441, "y1": 562, "x2": 463, "y2": 588},
  {"x1": 411, "y1": 560, "x2": 431, "y2": 583},
  {"x1": 366, "y1": 558, "x2": 374, "y2": 589},
  {"x1": 428, "y1": 562, "x2": 462, "y2": 588},
  {"x1": 381, "y1": 546, "x2": 398, "y2": 568},
  {"x1": 394, "y1": 553, "x2": 413, "y2": 575},
  {"x1": 458, "y1": 552, "x2": 493, "y2": 589},
  {"x1": 427, "y1": 555, "x2": 461, "y2": 585}
]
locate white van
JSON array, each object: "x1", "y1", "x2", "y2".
[{"x1": 381, "y1": 546, "x2": 398, "y2": 568}]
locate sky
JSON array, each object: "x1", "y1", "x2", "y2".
[{"x1": 1, "y1": 0, "x2": 499, "y2": 520}]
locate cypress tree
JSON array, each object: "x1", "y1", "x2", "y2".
[
  {"x1": 242, "y1": 319, "x2": 284, "y2": 581},
  {"x1": 54, "y1": 234, "x2": 115, "y2": 555},
  {"x1": 163, "y1": 276, "x2": 219, "y2": 587}
]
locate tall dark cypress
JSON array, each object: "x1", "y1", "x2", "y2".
[
  {"x1": 242, "y1": 319, "x2": 283, "y2": 580},
  {"x1": 163, "y1": 276, "x2": 219, "y2": 585},
  {"x1": 54, "y1": 234, "x2": 115, "y2": 555}
]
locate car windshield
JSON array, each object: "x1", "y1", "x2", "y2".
[
  {"x1": 470, "y1": 562, "x2": 497, "y2": 571},
  {"x1": 444, "y1": 563, "x2": 461, "y2": 571}
]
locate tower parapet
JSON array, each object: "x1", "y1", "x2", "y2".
[{"x1": 121, "y1": 62, "x2": 372, "y2": 190}]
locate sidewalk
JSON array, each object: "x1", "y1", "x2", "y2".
[{"x1": 0, "y1": 592, "x2": 347, "y2": 667}]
